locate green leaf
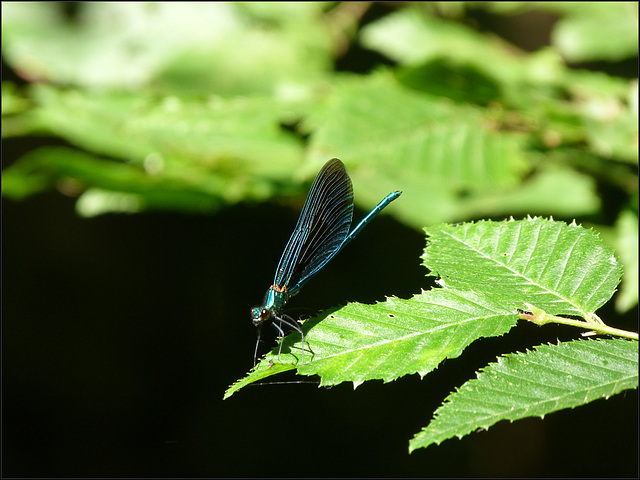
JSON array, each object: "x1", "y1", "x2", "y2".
[
  {"x1": 27, "y1": 86, "x2": 303, "y2": 175},
  {"x1": 224, "y1": 291, "x2": 517, "y2": 398},
  {"x1": 360, "y1": 8, "x2": 507, "y2": 68},
  {"x1": 1, "y1": 147, "x2": 228, "y2": 214},
  {"x1": 1, "y1": 82, "x2": 30, "y2": 117},
  {"x1": 305, "y1": 73, "x2": 542, "y2": 225},
  {"x1": 551, "y1": 3, "x2": 638, "y2": 63},
  {"x1": 580, "y1": 87, "x2": 639, "y2": 163},
  {"x1": 1, "y1": 2, "x2": 332, "y2": 95},
  {"x1": 359, "y1": 7, "x2": 637, "y2": 167},
  {"x1": 614, "y1": 207, "x2": 639, "y2": 313},
  {"x1": 305, "y1": 72, "x2": 609, "y2": 228},
  {"x1": 359, "y1": 7, "x2": 553, "y2": 91},
  {"x1": 409, "y1": 338, "x2": 639, "y2": 452},
  {"x1": 447, "y1": 164, "x2": 600, "y2": 220},
  {"x1": 2, "y1": 86, "x2": 311, "y2": 213},
  {"x1": 223, "y1": 361, "x2": 296, "y2": 401},
  {"x1": 423, "y1": 218, "x2": 622, "y2": 319},
  {"x1": 308, "y1": 73, "x2": 528, "y2": 190},
  {"x1": 225, "y1": 217, "x2": 627, "y2": 398}
]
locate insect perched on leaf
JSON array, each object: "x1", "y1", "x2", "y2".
[{"x1": 251, "y1": 158, "x2": 401, "y2": 365}]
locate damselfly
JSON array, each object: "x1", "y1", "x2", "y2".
[{"x1": 251, "y1": 158, "x2": 401, "y2": 365}]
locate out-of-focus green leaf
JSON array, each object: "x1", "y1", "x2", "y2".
[
  {"x1": 614, "y1": 207, "x2": 639, "y2": 313},
  {"x1": 305, "y1": 73, "x2": 602, "y2": 227},
  {"x1": 551, "y1": 2, "x2": 638, "y2": 63},
  {"x1": 1, "y1": 147, "x2": 229, "y2": 215},
  {"x1": 1, "y1": 82, "x2": 30, "y2": 116},
  {"x1": 579, "y1": 85, "x2": 639, "y2": 163},
  {"x1": 360, "y1": 8, "x2": 637, "y2": 165},
  {"x1": 396, "y1": 59, "x2": 502, "y2": 105},
  {"x1": 448, "y1": 164, "x2": 600, "y2": 220},
  {"x1": 1, "y1": 2, "x2": 332, "y2": 95},
  {"x1": 359, "y1": 7, "x2": 542, "y2": 90},
  {"x1": 18, "y1": 85, "x2": 306, "y2": 199},
  {"x1": 360, "y1": 8, "x2": 502, "y2": 68}
]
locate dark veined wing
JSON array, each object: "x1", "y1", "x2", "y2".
[{"x1": 273, "y1": 158, "x2": 354, "y2": 296}]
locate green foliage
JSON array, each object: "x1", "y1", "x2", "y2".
[
  {"x1": 423, "y1": 219, "x2": 621, "y2": 319},
  {"x1": 3, "y1": 1, "x2": 637, "y2": 453},
  {"x1": 409, "y1": 338, "x2": 638, "y2": 452},
  {"x1": 549, "y1": 2, "x2": 639, "y2": 62},
  {"x1": 225, "y1": 218, "x2": 638, "y2": 451},
  {"x1": 1, "y1": 2, "x2": 332, "y2": 94},
  {"x1": 226, "y1": 290, "x2": 517, "y2": 399},
  {"x1": 614, "y1": 206, "x2": 639, "y2": 313}
]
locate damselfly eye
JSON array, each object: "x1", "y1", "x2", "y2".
[{"x1": 251, "y1": 307, "x2": 270, "y2": 326}]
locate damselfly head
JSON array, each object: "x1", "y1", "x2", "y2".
[{"x1": 251, "y1": 307, "x2": 270, "y2": 327}]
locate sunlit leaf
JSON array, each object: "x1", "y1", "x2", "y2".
[
  {"x1": 410, "y1": 338, "x2": 639, "y2": 452},
  {"x1": 224, "y1": 291, "x2": 517, "y2": 397},
  {"x1": 225, "y1": 218, "x2": 628, "y2": 401},
  {"x1": 423, "y1": 218, "x2": 622, "y2": 319}
]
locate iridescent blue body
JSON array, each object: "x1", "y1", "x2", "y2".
[{"x1": 251, "y1": 158, "x2": 401, "y2": 364}]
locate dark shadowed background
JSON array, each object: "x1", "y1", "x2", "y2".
[{"x1": 4, "y1": 167, "x2": 638, "y2": 477}]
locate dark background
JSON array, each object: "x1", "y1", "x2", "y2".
[
  {"x1": 4, "y1": 190, "x2": 638, "y2": 477},
  {"x1": 3, "y1": 5, "x2": 638, "y2": 477}
]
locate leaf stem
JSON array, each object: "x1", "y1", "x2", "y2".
[{"x1": 520, "y1": 303, "x2": 639, "y2": 341}]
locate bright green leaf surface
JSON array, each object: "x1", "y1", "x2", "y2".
[
  {"x1": 423, "y1": 218, "x2": 622, "y2": 319},
  {"x1": 224, "y1": 361, "x2": 296, "y2": 401},
  {"x1": 226, "y1": 218, "x2": 627, "y2": 398},
  {"x1": 224, "y1": 290, "x2": 517, "y2": 398},
  {"x1": 297, "y1": 292, "x2": 516, "y2": 387},
  {"x1": 409, "y1": 338, "x2": 639, "y2": 452}
]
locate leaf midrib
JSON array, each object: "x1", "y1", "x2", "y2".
[{"x1": 440, "y1": 224, "x2": 592, "y2": 318}]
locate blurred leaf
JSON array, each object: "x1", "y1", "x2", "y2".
[
  {"x1": 409, "y1": 338, "x2": 639, "y2": 452},
  {"x1": 360, "y1": 7, "x2": 504, "y2": 67},
  {"x1": 306, "y1": 73, "x2": 530, "y2": 182},
  {"x1": 359, "y1": 7, "x2": 538, "y2": 90},
  {"x1": 551, "y1": 2, "x2": 638, "y2": 63},
  {"x1": 614, "y1": 207, "x2": 639, "y2": 313},
  {"x1": 29, "y1": 85, "x2": 303, "y2": 173},
  {"x1": 360, "y1": 7, "x2": 637, "y2": 164},
  {"x1": 447, "y1": 164, "x2": 601, "y2": 220},
  {"x1": 396, "y1": 59, "x2": 502, "y2": 105},
  {"x1": 305, "y1": 73, "x2": 604, "y2": 227},
  {"x1": 1, "y1": 2, "x2": 332, "y2": 95},
  {"x1": 1, "y1": 82, "x2": 30, "y2": 116},
  {"x1": 4, "y1": 85, "x2": 309, "y2": 208},
  {"x1": 579, "y1": 87, "x2": 639, "y2": 163},
  {"x1": 1, "y1": 147, "x2": 230, "y2": 215}
]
